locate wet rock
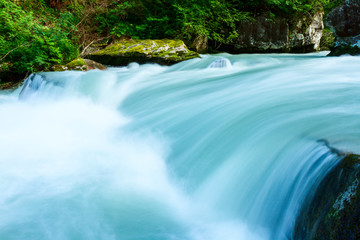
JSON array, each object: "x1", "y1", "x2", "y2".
[
  {"x1": 207, "y1": 57, "x2": 232, "y2": 68},
  {"x1": 86, "y1": 39, "x2": 200, "y2": 66},
  {"x1": 51, "y1": 58, "x2": 107, "y2": 71},
  {"x1": 230, "y1": 15, "x2": 289, "y2": 53},
  {"x1": 326, "y1": 0, "x2": 360, "y2": 56},
  {"x1": 294, "y1": 153, "x2": 360, "y2": 239}
]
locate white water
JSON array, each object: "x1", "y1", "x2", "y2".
[{"x1": 1, "y1": 52, "x2": 360, "y2": 240}]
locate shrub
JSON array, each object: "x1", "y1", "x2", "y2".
[{"x1": 0, "y1": 0, "x2": 78, "y2": 74}]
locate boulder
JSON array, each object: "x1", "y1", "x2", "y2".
[
  {"x1": 289, "y1": 11, "x2": 324, "y2": 52},
  {"x1": 86, "y1": 39, "x2": 200, "y2": 66},
  {"x1": 51, "y1": 58, "x2": 107, "y2": 71},
  {"x1": 294, "y1": 153, "x2": 360, "y2": 239},
  {"x1": 190, "y1": 35, "x2": 208, "y2": 53},
  {"x1": 219, "y1": 12, "x2": 324, "y2": 53},
  {"x1": 232, "y1": 15, "x2": 289, "y2": 52},
  {"x1": 326, "y1": 0, "x2": 360, "y2": 55}
]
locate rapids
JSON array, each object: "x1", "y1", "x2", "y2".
[{"x1": 0, "y1": 52, "x2": 359, "y2": 239}]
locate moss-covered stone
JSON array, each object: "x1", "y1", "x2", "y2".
[
  {"x1": 320, "y1": 28, "x2": 336, "y2": 51},
  {"x1": 294, "y1": 152, "x2": 360, "y2": 239},
  {"x1": 66, "y1": 58, "x2": 87, "y2": 69},
  {"x1": 51, "y1": 58, "x2": 107, "y2": 71},
  {"x1": 86, "y1": 39, "x2": 200, "y2": 66}
]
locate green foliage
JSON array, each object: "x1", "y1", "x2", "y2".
[
  {"x1": 320, "y1": 28, "x2": 335, "y2": 50},
  {"x1": 0, "y1": 0, "x2": 78, "y2": 74},
  {"x1": 93, "y1": 0, "x2": 181, "y2": 39},
  {"x1": 173, "y1": 0, "x2": 251, "y2": 44},
  {"x1": 266, "y1": 0, "x2": 327, "y2": 14},
  {"x1": 90, "y1": 0, "x2": 330, "y2": 46},
  {"x1": 0, "y1": 0, "x2": 339, "y2": 79},
  {"x1": 323, "y1": 0, "x2": 344, "y2": 16}
]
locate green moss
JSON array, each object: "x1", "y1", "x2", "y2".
[
  {"x1": 88, "y1": 39, "x2": 200, "y2": 66},
  {"x1": 66, "y1": 58, "x2": 87, "y2": 68},
  {"x1": 320, "y1": 28, "x2": 335, "y2": 50},
  {"x1": 51, "y1": 65, "x2": 67, "y2": 71}
]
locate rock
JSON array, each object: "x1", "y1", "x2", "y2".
[
  {"x1": 289, "y1": 11, "x2": 324, "y2": 52},
  {"x1": 230, "y1": 15, "x2": 289, "y2": 52},
  {"x1": 86, "y1": 39, "x2": 200, "y2": 66},
  {"x1": 190, "y1": 35, "x2": 208, "y2": 53},
  {"x1": 219, "y1": 12, "x2": 323, "y2": 53},
  {"x1": 51, "y1": 58, "x2": 107, "y2": 71},
  {"x1": 0, "y1": 65, "x2": 27, "y2": 90},
  {"x1": 294, "y1": 153, "x2": 360, "y2": 239},
  {"x1": 320, "y1": 28, "x2": 336, "y2": 50},
  {"x1": 0, "y1": 80, "x2": 23, "y2": 90},
  {"x1": 326, "y1": 0, "x2": 360, "y2": 56}
]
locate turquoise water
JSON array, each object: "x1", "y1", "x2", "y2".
[{"x1": 0, "y1": 52, "x2": 359, "y2": 239}]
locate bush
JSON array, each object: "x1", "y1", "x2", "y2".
[{"x1": 0, "y1": 0, "x2": 78, "y2": 74}]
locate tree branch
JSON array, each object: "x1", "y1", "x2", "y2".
[{"x1": 0, "y1": 40, "x2": 35, "y2": 62}]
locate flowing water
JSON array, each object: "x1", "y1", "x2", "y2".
[{"x1": 0, "y1": 52, "x2": 360, "y2": 240}]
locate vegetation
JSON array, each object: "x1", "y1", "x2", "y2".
[
  {"x1": 0, "y1": 0, "x2": 78, "y2": 75},
  {"x1": 0, "y1": 0, "x2": 344, "y2": 83}
]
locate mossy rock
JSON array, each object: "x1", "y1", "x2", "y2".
[
  {"x1": 51, "y1": 58, "x2": 107, "y2": 72},
  {"x1": 294, "y1": 152, "x2": 360, "y2": 239},
  {"x1": 86, "y1": 39, "x2": 200, "y2": 66},
  {"x1": 320, "y1": 28, "x2": 335, "y2": 51}
]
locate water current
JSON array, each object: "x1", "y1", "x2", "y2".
[{"x1": 0, "y1": 52, "x2": 359, "y2": 239}]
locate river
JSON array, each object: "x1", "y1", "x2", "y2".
[{"x1": 0, "y1": 52, "x2": 359, "y2": 239}]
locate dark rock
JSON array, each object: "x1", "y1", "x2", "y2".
[
  {"x1": 51, "y1": 58, "x2": 107, "y2": 71},
  {"x1": 233, "y1": 15, "x2": 289, "y2": 52},
  {"x1": 219, "y1": 12, "x2": 323, "y2": 53},
  {"x1": 327, "y1": 0, "x2": 360, "y2": 38},
  {"x1": 0, "y1": 70, "x2": 27, "y2": 90},
  {"x1": 326, "y1": 0, "x2": 360, "y2": 55},
  {"x1": 328, "y1": 43, "x2": 360, "y2": 56},
  {"x1": 86, "y1": 39, "x2": 200, "y2": 66},
  {"x1": 294, "y1": 153, "x2": 360, "y2": 240}
]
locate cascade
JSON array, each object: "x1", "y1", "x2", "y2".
[{"x1": 0, "y1": 52, "x2": 359, "y2": 239}]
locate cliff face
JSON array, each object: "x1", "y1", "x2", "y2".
[{"x1": 216, "y1": 12, "x2": 324, "y2": 53}]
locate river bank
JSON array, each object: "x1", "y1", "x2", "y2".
[{"x1": 0, "y1": 0, "x2": 347, "y2": 89}]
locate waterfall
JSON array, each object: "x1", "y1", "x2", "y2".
[{"x1": 0, "y1": 52, "x2": 359, "y2": 240}]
